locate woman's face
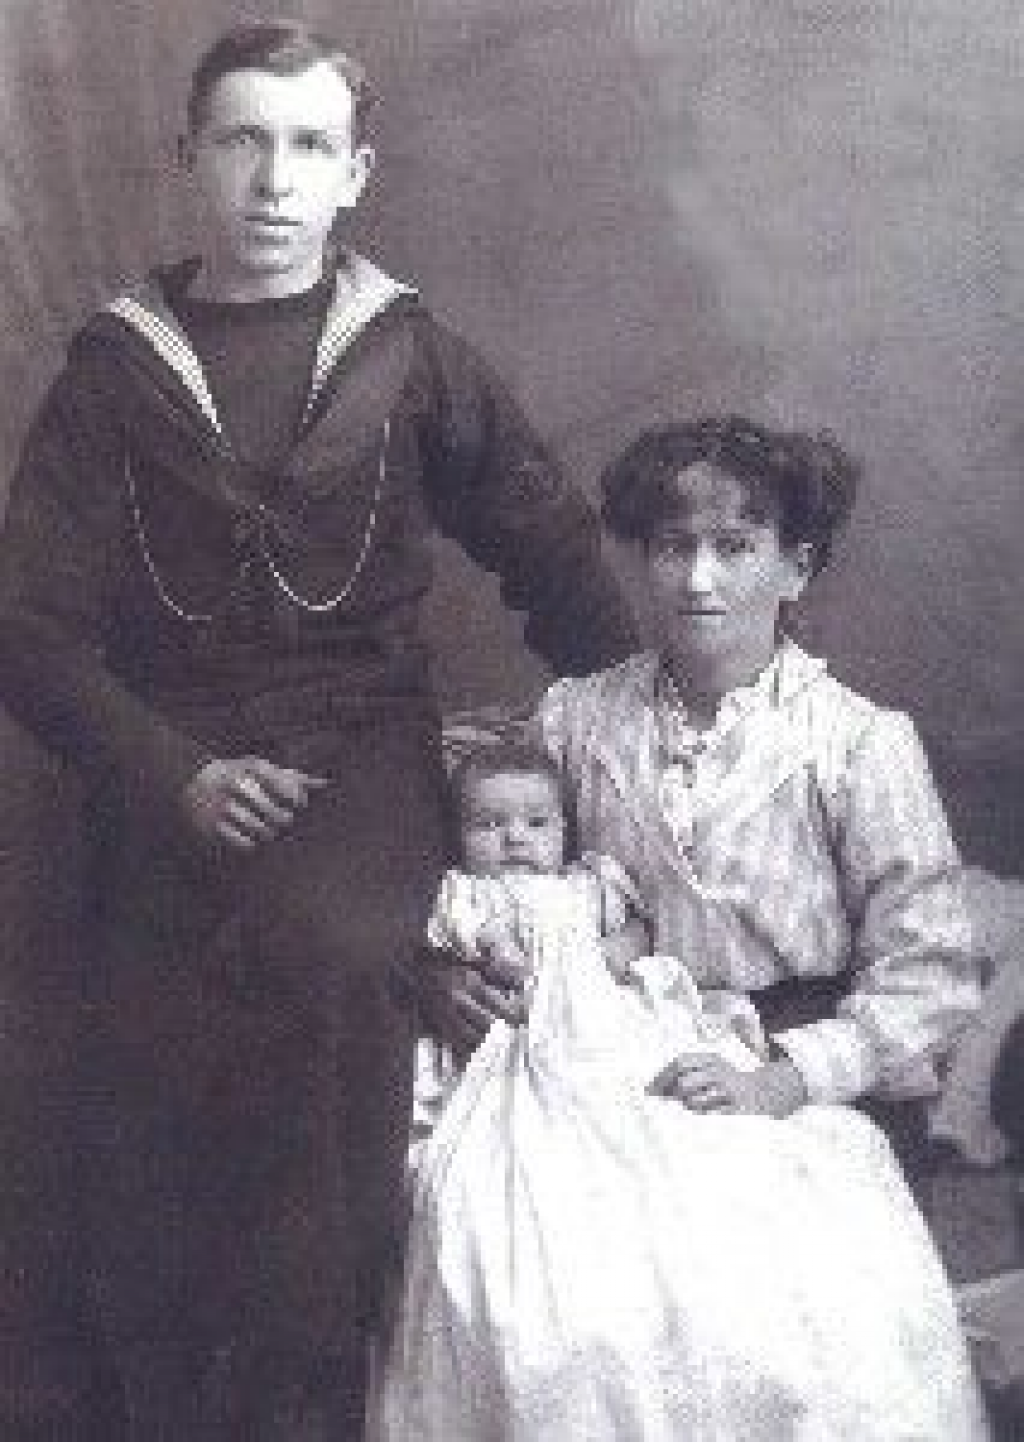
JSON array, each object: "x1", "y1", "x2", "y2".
[{"x1": 642, "y1": 463, "x2": 811, "y2": 678}]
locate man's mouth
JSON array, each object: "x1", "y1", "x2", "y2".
[{"x1": 245, "y1": 214, "x2": 301, "y2": 229}]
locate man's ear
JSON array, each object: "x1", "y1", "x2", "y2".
[
  {"x1": 176, "y1": 134, "x2": 196, "y2": 171},
  {"x1": 352, "y1": 144, "x2": 375, "y2": 188}
]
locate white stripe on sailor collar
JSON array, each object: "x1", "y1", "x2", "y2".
[
  {"x1": 105, "y1": 291, "x2": 224, "y2": 435},
  {"x1": 304, "y1": 251, "x2": 415, "y2": 419},
  {"x1": 103, "y1": 252, "x2": 415, "y2": 442}
]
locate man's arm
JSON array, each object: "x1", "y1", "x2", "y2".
[
  {"x1": 0, "y1": 335, "x2": 207, "y2": 812},
  {"x1": 416, "y1": 316, "x2": 638, "y2": 676}
]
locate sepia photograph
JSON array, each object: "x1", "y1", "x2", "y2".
[{"x1": 0, "y1": 2, "x2": 1021, "y2": 1437}]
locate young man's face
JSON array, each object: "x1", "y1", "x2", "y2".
[
  {"x1": 460, "y1": 772, "x2": 567, "y2": 878},
  {"x1": 189, "y1": 61, "x2": 371, "y2": 299}
]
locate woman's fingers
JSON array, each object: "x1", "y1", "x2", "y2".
[
  {"x1": 477, "y1": 934, "x2": 532, "y2": 992},
  {"x1": 647, "y1": 1055, "x2": 738, "y2": 1109}
]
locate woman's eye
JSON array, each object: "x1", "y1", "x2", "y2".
[
  {"x1": 651, "y1": 539, "x2": 693, "y2": 562},
  {"x1": 718, "y1": 534, "x2": 756, "y2": 558}
]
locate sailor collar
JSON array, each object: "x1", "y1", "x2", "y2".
[{"x1": 102, "y1": 251, "x2": 415, "y2": 441}]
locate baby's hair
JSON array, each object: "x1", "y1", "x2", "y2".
[
  {"x1": 187, "y1": 19, "x2": 378, "y2": 144},
  {"x1": 447, "y1": 741, "x2": 577, "y2": 863},
  {"x1": 600, "y1": 416, "x2": 860, "y2": 576}
]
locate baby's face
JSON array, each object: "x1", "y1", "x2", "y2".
[{"x1": 460, "y1": 771, "x2": 566, "y2": 877}]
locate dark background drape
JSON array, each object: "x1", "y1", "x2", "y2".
[{"x1": 0, "y1": 2, "x2": 1021, "y2": 1427}]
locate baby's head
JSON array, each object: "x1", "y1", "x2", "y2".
[{"x1": 448, "y1": 743, "x2": 571, "y2": 878}]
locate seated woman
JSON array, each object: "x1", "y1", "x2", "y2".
[
  {"x1": 534, "y1": 417, "x2": 980, "y2": 1126},
  {"x1": 389, "y1": 416, "x2": 989, "y2": 1440}
]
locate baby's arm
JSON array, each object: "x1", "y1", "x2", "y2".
[
  {"x1": 601, "y1": 918, "x2": 649, "y2": 983},
  {"x1": 576, "y1": 851, "x2": 652, "y2": 982},
  {"x1": 701, "y1": 991, "x2": 769, "y2": 1061}
]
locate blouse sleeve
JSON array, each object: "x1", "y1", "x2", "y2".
[
  {"x1": 775, "y1": 709, "x2": 982, "y2": 1104},
  {"x1": 0, "y1": 334, "x2": 207, "y2": 809},
  {"x1": 415, "y1": 319, "x2": 638, "y2": 677}
]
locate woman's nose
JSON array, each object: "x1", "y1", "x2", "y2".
[{"x1": 682, "y1": 545, "x2": 720, "y2": 592}]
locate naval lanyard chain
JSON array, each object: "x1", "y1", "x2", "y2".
[{"x1": 126, "y1": 419, "x2": 388, "y2": 624}]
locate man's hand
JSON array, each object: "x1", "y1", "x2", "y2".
[
  {"x1": 183, "y1": 756, "x2": 330, "y2": 850},
  {"x1": 646, "y1": 1053, "x2": 808, "y2": 1118}
]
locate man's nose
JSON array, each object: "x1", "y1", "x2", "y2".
[{"x1": 255, "y1": 143, "x2": 294, "y2": 197}]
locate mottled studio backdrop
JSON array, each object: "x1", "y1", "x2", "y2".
[{"x1": 0, "y1": 0, "x2": 1022, "y2": 860}]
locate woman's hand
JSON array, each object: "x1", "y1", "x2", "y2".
[
  {"x1": 182, "y1": 756, "x2": 330, "y2": 850},
  {"x1": 647, "y1": 1054, "x2": 808, "y2": 1118},
  {"x1": 402, "y1": 936, "x2": 532, "y2": 1059}
]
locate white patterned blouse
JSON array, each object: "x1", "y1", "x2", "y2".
[{"x1": 534, "y1": 642, "x2": 981, "y2": 1106}]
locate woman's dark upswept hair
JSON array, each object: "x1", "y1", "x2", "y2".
[
  {"x1": 187, "y1": 20, "x2": 378, "y2": 142},
  {"x1": 600, "y1": 416, "x2": 860, "y2": 576}
]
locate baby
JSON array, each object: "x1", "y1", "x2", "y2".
[{"x1": 412, "y1": 740, "x2": 763, "y2": 1155}]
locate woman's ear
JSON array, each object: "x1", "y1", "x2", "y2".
[{"x1": 784, "y1": 542, "x2": 815, "y2": 602}]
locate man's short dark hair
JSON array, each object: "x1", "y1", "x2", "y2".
[{"x1": 187, "y1": 20, "x2": 378, "y2": 144}]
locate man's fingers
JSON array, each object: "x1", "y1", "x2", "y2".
[
  {"x1": 218, "y1": 819, "x2": 257, "y2": 851},
  {"x1": 230, "y1": 771, "x2": 298, "y2": 824},
  {"x1": 248, "y1": 759, "x2": 330, "y2": 807},
  {"x1": 223, "y1": 798, "x2": 277, "y2": 839}
]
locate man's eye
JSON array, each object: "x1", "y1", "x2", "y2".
[
  {"x1": 295, "y1": 132, "x2": 335, "y2": 154},
  {"x1": 527, "y1": 816, "x2": 554, "y2": 829}
]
